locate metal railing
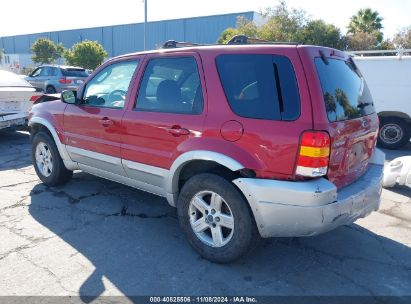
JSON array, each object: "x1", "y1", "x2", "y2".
[{"x1": 349, "y1": 49, "x2": 411, "y2": 59}]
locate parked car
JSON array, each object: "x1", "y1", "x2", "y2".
[
  {"x1": 353, "y1": 52, "x2": 411, "y2": 149},
  {"x1": 0, "y1": 70, "x2": 42, "y2": 130},
  {"x1": 25, "y1": 65, "x2": 88, "y2": 94},
  {"x1": 28, "y1": 36, "x2": 385, "y2": 263}
]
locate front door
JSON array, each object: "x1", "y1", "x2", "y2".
[{"x1": 63, "y1": 59, "x2": 140, "y2": 175}]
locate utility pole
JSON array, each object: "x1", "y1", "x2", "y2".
[{"x1": 144, "y1": 0, "x2": 147, "y2": 50}]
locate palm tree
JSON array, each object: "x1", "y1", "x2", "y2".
[{"x1": 348, "y1": 8, "x2": 383, "y2": 35}]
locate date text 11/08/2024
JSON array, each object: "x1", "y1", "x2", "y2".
[{"x1": 149, "y1": 297, "x2": 257, "y2": 303}]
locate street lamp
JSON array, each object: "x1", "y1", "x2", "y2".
[{"x1": 143, "y1": 0, "x2": 147, "y2": 50}]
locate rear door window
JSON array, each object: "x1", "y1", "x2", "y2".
[
  {"x1": 136, "y1": 56, "x2": 203, "y2": 115},
  {"x1": 315, "y1": 58, "x2": 375, "y2": 122},
  {"x1": 216, "y1": 54, "x2": 300, "y2": 121}
]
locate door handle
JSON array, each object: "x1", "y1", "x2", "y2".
[
  {"x1": 98, "y1": 117, "x2": 114, "y2": 127},
  {"x1": 167, "y1": 125, "x2": 190, "y2": 137}
]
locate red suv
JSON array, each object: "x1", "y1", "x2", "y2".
[{"x1": 29, "y1": 37, "x2": 384, "y2": 263}]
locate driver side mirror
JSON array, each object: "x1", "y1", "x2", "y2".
[{"x1": 61, "y1": 90, "x2": 78, "y2": 104}]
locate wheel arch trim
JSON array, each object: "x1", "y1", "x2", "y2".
[
  {"x1": 166, "y1": 150, "x2": 245, "y2": 201},
  {"x1": 29, "y1": 117, "x2": 71, "y2": 162}
]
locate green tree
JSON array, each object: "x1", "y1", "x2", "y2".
[
  {"x1": 299, "y1": 20, "x2": 343, "y2": 49},
  {"x1": 31, "y1": 38, "x2": 64, "y2": 64},
  {"x1": 345, "y1": 31, "x2": 380, "y2": 51},
  {"x1": 217, "y1": 16, "x2": 258, "y2": 44},
  {"x1": 217, "y1": 1, "x2": 344, "y2": 49},
  {"x1": 258, "y1": 1, "x2": 306, "y2": 42},
  {"x1": 393, "y1": 26, "x2": 411, "y2": 48},
  {"x1": 348, "y1": 8, "x2": 383, "y2": 42},
  {"x1": 64, "y1": 40, "x2": 108, "y2": 70}
]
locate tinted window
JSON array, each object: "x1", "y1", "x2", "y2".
[
  {"x1": 62, "y1": 68, "x2": 88, "y2": 77},
  {"x1": 315, "y1": 58, "x2": 375, "y2": 122},
  {"x1": 83, "y1": 60, "x2": 138, "y2": 108},
  {"x1": 136, "y1": 57, "x2": 203, "y2": 114},
  {"x1": 216, "y1": 54, "x2": 300, "y2": 121}
]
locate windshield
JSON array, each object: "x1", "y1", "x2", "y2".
[{"x1": 315, "y1": 57, "x2": 375, "y2": 122}]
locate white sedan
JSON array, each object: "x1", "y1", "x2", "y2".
[{"x1": 0, "y1": 70, "x2": 43, "y2": 130}]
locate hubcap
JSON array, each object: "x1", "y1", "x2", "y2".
[
  {"x1": 380, "y1": 123, "x2": 403, "y2": 144},
  {"x1": 189, "y1": 191, "x2": 234, "y2": 248},
  {"x1": 35, "y1": 142, "x2": 53, "y2": 177}
]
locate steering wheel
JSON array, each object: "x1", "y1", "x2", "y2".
[{"x1": 108, "y1": 89, "x2": 127, "y2": 104}]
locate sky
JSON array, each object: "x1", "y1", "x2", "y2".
[{"x1": 1, "y1": 0, "x2": 410, "y2": 39}]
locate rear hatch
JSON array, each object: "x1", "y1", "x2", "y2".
[
  {"x1": 306, "y1": 48, "x2": 379, "y2": 189},
  {"x1": 61, "y1": 67, "x2": 89, "y2": 86}
]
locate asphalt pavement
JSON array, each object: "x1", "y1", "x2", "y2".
[{"x1": 0, "y1": 130, "x2": 410, "y2": 298}]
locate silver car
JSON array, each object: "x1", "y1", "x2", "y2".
[{"x1": 26, "y1": 65, "x2": 88, "y2": 93}]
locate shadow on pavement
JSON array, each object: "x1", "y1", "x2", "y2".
[
  {"x1": 28, "y1": 174, "x2": 411, "y2": 298},
  {"x1": 0, "y1": 130, "x2": 32, "y2": 171},
  {"x1": 389, "y1": 185, "x2": 411, "y2": 198}
]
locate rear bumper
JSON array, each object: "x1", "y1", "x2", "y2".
[
  {"x1": 233, "y1": 149, "x2": 385, "y2": 238},
  {"x1": 0, "y1": 113, "x2": 28, "y2": 130}
]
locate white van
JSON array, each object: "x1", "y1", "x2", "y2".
[{"x1": 353, "y1": 51, "x2": 411, "y2": 149}]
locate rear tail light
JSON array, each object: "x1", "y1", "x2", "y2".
[
  {"x1": 29, "y1": 95, "x2": 41, "y2": 103},
  {"x1": 59, "y1": 78, "x2": 72, "y2": 84},
  {"x1": 296, "y1": 131, "x2": 330, "y2": 177}
]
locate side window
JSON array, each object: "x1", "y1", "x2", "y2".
[
  {"x1": 82, "y1": 60, "x2": 139, "y2": 109},
  {"x1": 39, "y1": 67, "x2": 50, "y2": 76},
  {"x1": 31, "y1": 68, "x2": 42, "y2": 77},
  {"x1": 136, "y1": 56, "x2": 203, "y2": 114},
  {"x1": 216, "y1": 54, "x2": 300, "y2": 121},
  {"x1": 50, "y1": 68, "x2": 58, "y2": 77}
]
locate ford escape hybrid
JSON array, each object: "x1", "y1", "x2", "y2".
[{"x1": 29, "y1": 37, "x2": 384, "y2": 263}]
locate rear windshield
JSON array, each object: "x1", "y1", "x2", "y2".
[
  {"x1": 61, "y1": 68, "x2": 88, "y2": 77},
  {"x1": 216, "y1": 54, "x2": 300, "y2": 121},
  {"x1": 315, "y1": 57, "x2": 375, "y2": 122}
]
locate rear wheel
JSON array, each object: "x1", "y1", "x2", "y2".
[
  {"x1": 177, "y1": 173, "x2": 257, "y2": 263},
  {"x1": 377, "y1": 117, "x2": 410, "y2": 149},
  {"x1": 32, "y1": 131, "x2": 73, "y2": 186},
  {"x1": 46, "y1": 86, "x2": 56, "y2": 94}
]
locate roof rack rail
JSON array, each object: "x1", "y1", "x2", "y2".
[
  {"x1": 162, "y1": 40, "x2": 202, "y2": 49},
  {"x1": 227, "y1": 35, "x2": 297, "y2": 45}
]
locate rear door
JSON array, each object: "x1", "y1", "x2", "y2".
[
  {"x1": 121, "y1": 53, "x2": 206, "y2": 174},
  {"x1": 300, "y1": 47, "x2": 379, "y2": 189},
  {"x1": 63, "y1": 59, "x2": 139, "y2": 175}
]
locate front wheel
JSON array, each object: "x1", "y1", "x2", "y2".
[
  {"x1": 32, "y1": 131, "x2": 73, "y2": 186},
  {"x1": 377, "y1": 118, "x2": 410, "y2": 149},
  {"x1": 177, "y1": 173, "x2": 257, "y2": 263}
]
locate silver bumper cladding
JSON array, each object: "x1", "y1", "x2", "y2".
[{"x1": 234, "y1": 153, "x2": 384, "y2": 238}]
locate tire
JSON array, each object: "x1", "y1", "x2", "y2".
[
  {"x1": 46, "y1": 86, "x2": 56, "y2": 94},
  {"x1": 32, "y1": 131, "x2": 73, "y2": 186},
  {"x1": 377, "y1": 117, "x2": 411, "y2": 149},
  {"x1": 177, "y1": 173, "x2": 257, "y2": 263}
]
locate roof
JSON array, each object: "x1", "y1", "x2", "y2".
[{"x1": 113, "y1": 43, "x2": 300, "y2": 60}]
